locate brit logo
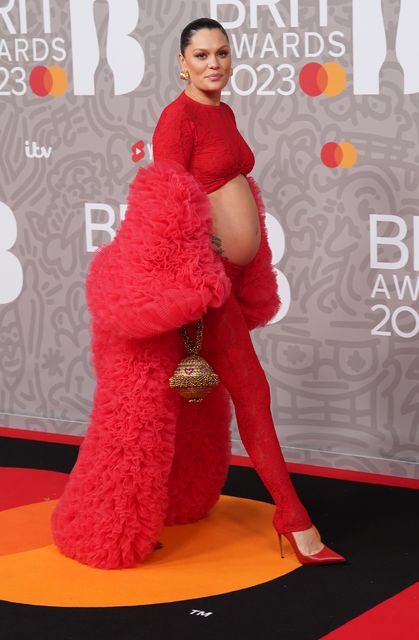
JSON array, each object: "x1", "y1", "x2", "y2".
[{"x1": 0, "y1": 0, "x2": 145, "y2": 96}]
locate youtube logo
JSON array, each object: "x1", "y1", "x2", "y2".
[{"x1": 131, "y1": 140, "x2": 145, "y2": 162}]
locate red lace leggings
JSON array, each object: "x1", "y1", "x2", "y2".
[{"x1": 200, "y1": 255, "x2": 312, "y2": 534}]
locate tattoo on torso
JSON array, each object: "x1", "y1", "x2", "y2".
[{"x1": 210, "y1": 233, "x2": 226, "y2": 256}]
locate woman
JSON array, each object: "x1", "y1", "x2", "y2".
[
  {"x1": 152, "y1": 17, "x2": 345, "y2": 565},
  {"x1": 51, "y1": 18, "x2": 345, "y2": 570}
]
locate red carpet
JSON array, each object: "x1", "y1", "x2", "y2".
[
  {"x1": 320, "y1": 582, "x2": 419, "y2": 639},
  {"x1": 0, "y1": 467, "x2": 67, "y2": 511}
]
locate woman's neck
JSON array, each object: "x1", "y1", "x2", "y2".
[{"x1": 184, "y1": 85, "x2": 221, "y2": 106}]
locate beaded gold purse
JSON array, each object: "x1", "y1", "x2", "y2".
[{"x1": 169, "y1": 317, "x2": 219, "y2": 403}]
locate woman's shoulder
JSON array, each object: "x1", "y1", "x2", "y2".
[
  {"x1": 152, "y1": 92, "x2": 195, "y2": 158},
  {"x1": 222, "y1": 101, "x2": 236, "y2": 122},
  {"x1": 157, "y1": 91, "x2": 192, "y2": 124}
]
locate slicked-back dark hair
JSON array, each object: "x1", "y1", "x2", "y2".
[{"x1": 180, "y1": 17, "x2": 229, "y2": 56}]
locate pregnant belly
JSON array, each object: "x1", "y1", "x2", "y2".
[{"x1": 207, "y1": 173, "x2": 261, "y2": 266}]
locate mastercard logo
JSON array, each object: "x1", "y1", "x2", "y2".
[
  {"x1": 299, "y1": 62, "x2": 346, "y2": 97},
  {"x1": 321, "y1": 141, "x2": 357, "y2": 168},
  {"x1": 29, "y1": 66, "x2": 68, "y2": 97}
]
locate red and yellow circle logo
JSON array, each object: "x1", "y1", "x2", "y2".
[
  {"x1": 321, "y1": 141, "x2": 357, "y2": 168},
  {"x1": 299, "y1": 62, "x2": 347, "y2": 97},
  {"x1": 29, "y1": 66, "x2": 68, "y2": 97}
]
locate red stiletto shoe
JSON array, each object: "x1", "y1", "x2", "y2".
[{"x1": 278, "y1": 531, "x2": 346, "y2": 565}]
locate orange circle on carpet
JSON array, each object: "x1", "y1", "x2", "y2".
[{"x1": 0, "y1": 494, "x2": 302, "y2": 607}]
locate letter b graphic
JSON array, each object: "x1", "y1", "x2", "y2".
[
  {"x1": 70, "y1": 0, "x2": 145, "y2": 95},
  {"x1": 0, "y1": 203, "x2": 23, "y2": 304},
  {"x1": 353, "y1": 0, "x2": 419, "y2": 95}
]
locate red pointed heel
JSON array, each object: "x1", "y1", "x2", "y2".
[{"x1": 278, "y1": 531, "x2": 346, "y2": 565}]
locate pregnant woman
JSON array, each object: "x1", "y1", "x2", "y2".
[
  {"x1": 51, "y1": 17, "x2": 346, "y2": 570},
  {"x1": 152, "y1": 17, "x2": 346, "y2": 565}
]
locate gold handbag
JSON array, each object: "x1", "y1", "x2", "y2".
[{"x1": 169, "y1": 317, "x2": 219, "y2": 403}]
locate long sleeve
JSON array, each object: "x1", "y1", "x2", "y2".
[{"x1": 152, "y1": 106, "x2": 195, "y2": 170}]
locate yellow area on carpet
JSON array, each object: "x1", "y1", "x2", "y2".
[{"x1": 0, "y1": 495, "x2": 301, "y2": 607}]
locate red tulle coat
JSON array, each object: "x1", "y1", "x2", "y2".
[{"x1": 51, "y1": 160, "x2": 280, "y2": 568}]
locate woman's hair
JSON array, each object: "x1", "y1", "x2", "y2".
[{"x1": 180, "y1": 17, "x2": 229, "y2": 56}]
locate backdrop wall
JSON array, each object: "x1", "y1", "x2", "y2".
[{"x1": 1, "y1": 0, "x2": 418, "y2": 479}]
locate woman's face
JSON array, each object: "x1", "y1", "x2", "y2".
[{"x1": 179, "y1": 28, "x2": 232, "y2": 93}]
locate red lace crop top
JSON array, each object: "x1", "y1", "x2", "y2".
[{"x1": 152, "y1": 89, "x2": 255, "y2": 194}]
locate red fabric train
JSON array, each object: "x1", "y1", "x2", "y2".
[{"x1": 51, "y1": 159, "x2": 281, "y2": 568}]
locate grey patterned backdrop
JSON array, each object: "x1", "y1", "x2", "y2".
[{"x1": 1, "y1": 1, "x2": 418, "y2": 479}]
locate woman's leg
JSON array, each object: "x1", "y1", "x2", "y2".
[{"x1": 201, "y1": 259, "x2": 312, "y2": 534}]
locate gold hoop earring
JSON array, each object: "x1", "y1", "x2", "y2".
[{"x1": 179, "y1": 69, "x2": 190, "y2": 80}]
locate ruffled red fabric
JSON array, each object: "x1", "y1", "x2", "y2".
[
  {"x1": 85, "y1": 160, "x2": 232, "y2": 339},
  {"x1": 50, "y1": 160, "x2": 280, "y2": 568}
]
